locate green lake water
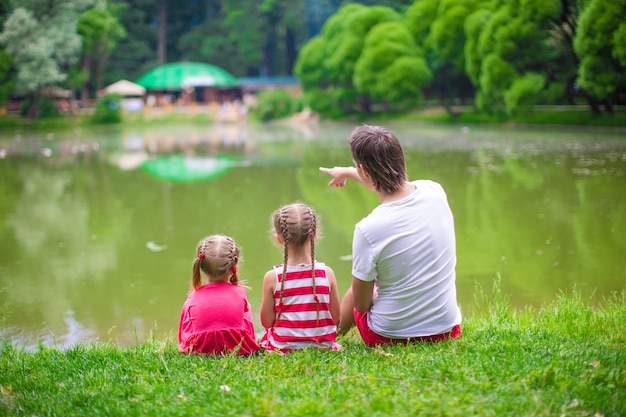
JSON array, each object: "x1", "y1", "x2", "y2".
[{"x1": 1, "y1": 121, "x2": 624, "y2": 349}]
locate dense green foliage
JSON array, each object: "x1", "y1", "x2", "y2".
[
  {"x1": 574, "y1": 0, "x2": 626, "y2": 111},
  {"x1": 77, "y1": 4, "x2": 126, "y2": 104},
  {"x1": 251, "y1": 89, "x2": 302, "y2": 122},
  {"x1": 0, "y1": 0, "x2": 624, "y2": 120},
  {"x1": 294, "y1": 0, "x2": 626, "y2": 118},
  {"x1": 0, "y1": 0, "x2": 92, "y2": 119},
  {"x1": 90, "y1": 93, "x2": 122, "y2": 124},
  {"x1": 1, "y1": 290, "x2": 624, "y2": 416}
]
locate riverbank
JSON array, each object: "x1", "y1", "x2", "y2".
[
  {"x1": 2, "y1": 290, "x2": 624, "y2": 416},
  {"x1": 1, "y1": 106, "x2": 626, "y2": 131},
  {"x1": 366, "y1": 106, "x2": 626, "y2": 130}
]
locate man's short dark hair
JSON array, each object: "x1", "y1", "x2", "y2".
[{"x1": 349, "y1": 125, "x2": 407, "y2": 194}]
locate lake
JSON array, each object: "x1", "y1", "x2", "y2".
[{"x1": 1, "y1": 120, "x2": 624, "y2": 349}]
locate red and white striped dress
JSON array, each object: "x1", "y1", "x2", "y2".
[{"x1": 260, "y1": 262, "x2": 342, "y2": 352}]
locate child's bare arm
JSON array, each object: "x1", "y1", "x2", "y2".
[
  {"x1": 325, "y1": 266, "x2": 341, "y2": 325},
  {"x1": 260, "y1": 270, "x2": 277, "y2": 328}
]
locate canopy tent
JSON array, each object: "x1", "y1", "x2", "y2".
[
  {"x1": 136, "y1": 62, "x2": 238, "y2": 90},
  {"x1": 104, "y1": 79, "x2": 146, "y2": 96}
]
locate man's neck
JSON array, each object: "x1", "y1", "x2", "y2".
[{"x1": 378, "y1": 181, "x2": 415, "y2": 204}]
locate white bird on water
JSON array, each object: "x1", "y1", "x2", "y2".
[{"x1": 146, "y1": 241, "x2": 167, "y2": 252}]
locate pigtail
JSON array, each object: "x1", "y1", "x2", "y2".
[
  {"x1": 190, "y1": 248, "x2": 204, "y2": 292},
  {"x1": 308, "y1": 206, "x2": 320, "y2": 323},
  {"x1": 275, "y1": 209, "x2": 289, "y2": 324},
  {"x1": 226, "y1": 236, "x2": 241, "y2": 286}
]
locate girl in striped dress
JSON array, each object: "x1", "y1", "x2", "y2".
[{"x1": 260, "y1": 202, "x2": 342, "y2": 353}]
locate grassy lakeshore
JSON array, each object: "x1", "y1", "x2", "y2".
[
  {"x1": 1, "y1": 106, "x2": 626, "y2": 131},
  {"x1": 1, "y1": 290, "x2": 625, "y2": 416}
]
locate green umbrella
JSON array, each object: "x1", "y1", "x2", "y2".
[
  {"x1": 136, "y1": 62, "x2": 238, "y2": 90},
  {"x1": 141, "y1": 156, "x2": 236, "y2": 182}
]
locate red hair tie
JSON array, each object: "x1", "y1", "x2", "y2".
[
  {"x1": 198, "y1": 253, "x2": 204, "y2": 259},
  {"x1": 232, "y1": 266, "x2": 237, "y2": 274}
]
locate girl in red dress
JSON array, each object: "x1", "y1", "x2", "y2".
[{"x1": 178, "y1": 235, "x2": 259, "y2": 356}]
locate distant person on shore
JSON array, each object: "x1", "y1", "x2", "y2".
[
  {"x1": 319, "y1": 124, "x2": 462, "y2": 346},
  {"x1": 178, "y1": 235, "x2": 259, "y2": 356},
  {"x1": 260, "y1": 202, "x2": 342, "y2": 353}
]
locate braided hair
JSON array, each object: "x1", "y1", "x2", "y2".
[
  {"x1": 190, "y1": 235, "x2": 240, "y2": 292},
  {"x1": 272, "y1": 203, "x2": 319, "y2": 323}
]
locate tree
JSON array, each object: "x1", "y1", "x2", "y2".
[
  {"x1": 295, "y1": 4, "x2": 408, "y2": 116},
  {"x1": 78, "y1": 5, "x2": 126, "y2": 106},
  {"x1": 405, "y1": 0, "x2": 478, "y2": 116},
  {"x1": 105, "y1": 0, "x2": 158, "y2": 83},
  {"x1": 0, "y1": 50, "x2": 15, "y2": 106},
  {"x1": 0, "y1": 0, "x2": 94, "y2": 119},
  {"x1": 353, "y1": 21, "x2": 431, "y2": 110},
  {"x1": 463, "y1": 0, "x2": 581, "y2": 115},
  {"x1": 176, "y1": 0, "x2": 308, "y2": 77},
  {"x1": 177, "y1": 1, "x2": 264, "y2": 76},
  {"x1": 0, "y1": 0, "x2": 14, "y2": 106},
  {"x1": 574, "y1": 0, "x2": 626, "y2": 113}
]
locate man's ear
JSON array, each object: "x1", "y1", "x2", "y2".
[{"x1": 359, "y1": 164, "x2": 371, "y2": 179}]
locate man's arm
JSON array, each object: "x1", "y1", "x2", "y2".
[
  {"x1": 351, "y1": 276, "x2": 375, "y2": 312},
  {"x1": 319, "y1": 166, "x2": 364, "y2": 187}
]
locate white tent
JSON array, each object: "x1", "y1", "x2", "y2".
[{"x1": 103, "y1": 79, "x2": 146, "y2": 96}]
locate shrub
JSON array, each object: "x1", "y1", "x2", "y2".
[
  {"x1": 19, "y1": 96, "x2": 60, "y2": 119},
  {"x1": 91, "y1": 93, "x2": 123, "y2": 124},
  {"x1": 252, "y1": 89, "x2": 298, "y2": 121}
]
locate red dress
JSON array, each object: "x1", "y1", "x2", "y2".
[{"x1": 178, "y1": 282, "x2": 259, "y2": 356}]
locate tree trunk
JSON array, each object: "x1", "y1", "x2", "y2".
[
  {"x1": 603, "y1": 97, "x2": 614, "y2": 114},
  {"x1": 285, "y1": 27, "x2": 296, "y2": 75},
  {"x1": 27, "y1": 93, "x2": 40, "y2": 120},
  {"x1": 81, "y1": 54, "x2": 91, "y2": 109},
  {"x1": 263, "y1": 34, "x2": 274, "y2": 77},
  {"x1": 436, "y1": 91, "x2": 461, "y2": 118},
  {"x1": 358, "y1": 95, "x2": 371, "y2": 114},
  {"x1": 96, "y1": 51, "x2": 107, "y2": 93},
  {"x1": 583, "y1": 91, "x2": 602, "y2": 116},
  {"x1": 158, "y1": 1, "x2": 167, "y2": 64}
]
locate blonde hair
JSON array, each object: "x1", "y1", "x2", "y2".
[
  {"x1": 272, "y1": 202, "x2": 319, "y2": 321},
  {"x1": 190, "y1": 234, "x2": 241, "y2": 291}
]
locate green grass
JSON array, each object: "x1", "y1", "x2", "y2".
[
  {"x1": 369, "y1": 107, "x2": 626, "y2": 128},
  {"x1": 2, "y1": 106, "x2": 626, "y2": 132},
  {"x1": 1, "y1": 289, "x2": 625, "y2": 416},
  {"x1": 0, "y1": 110, "x2": 216, "y2": 131}
]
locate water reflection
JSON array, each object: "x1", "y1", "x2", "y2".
[{"x1": 0, "y1": 122, "x2": 624, "y2": 350}]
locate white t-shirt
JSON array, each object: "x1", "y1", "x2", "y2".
[{"x1": 352, "y1": 180, "x2": 462, "y2": 338}]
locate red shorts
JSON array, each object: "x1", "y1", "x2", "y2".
[{"x1": 354, "y1": 309, "x2": 461, "y2": 347}]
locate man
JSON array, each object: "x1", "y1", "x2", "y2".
[{"x1": 319, "y1": 124, "x2": 462, "y2": 346}]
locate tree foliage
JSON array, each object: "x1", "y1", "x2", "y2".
[
  {"x1": 1, "y1": 0, "x2": 625, "y2": 119},
  {"x1": 354, "y1": 21, "x2": 431, "y2": 107},
  {"x1": 106, "y1": 0, "x2": 159, "y2": 83},
  {"x1": 574, "y1": 0, "x2": 626, "y2": 110},
  {"x1": 0, "y1": 50, "x2": 15, "y2": 105},
  {"x1": 78, "y1": 5, "x2": 126, "y2": 91},
  {"x1": 295, "y1": 4, "x2": 431, "y2": 116},
  {"x1": 405, "y1": 0, "x2": 477, "y2": 115},
  {"x1": 462, "y1": 0, "x2": 577, "y2": 115},
  {"x1": 0, "y1": 0, "x2": 94, "y2": 118}
]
